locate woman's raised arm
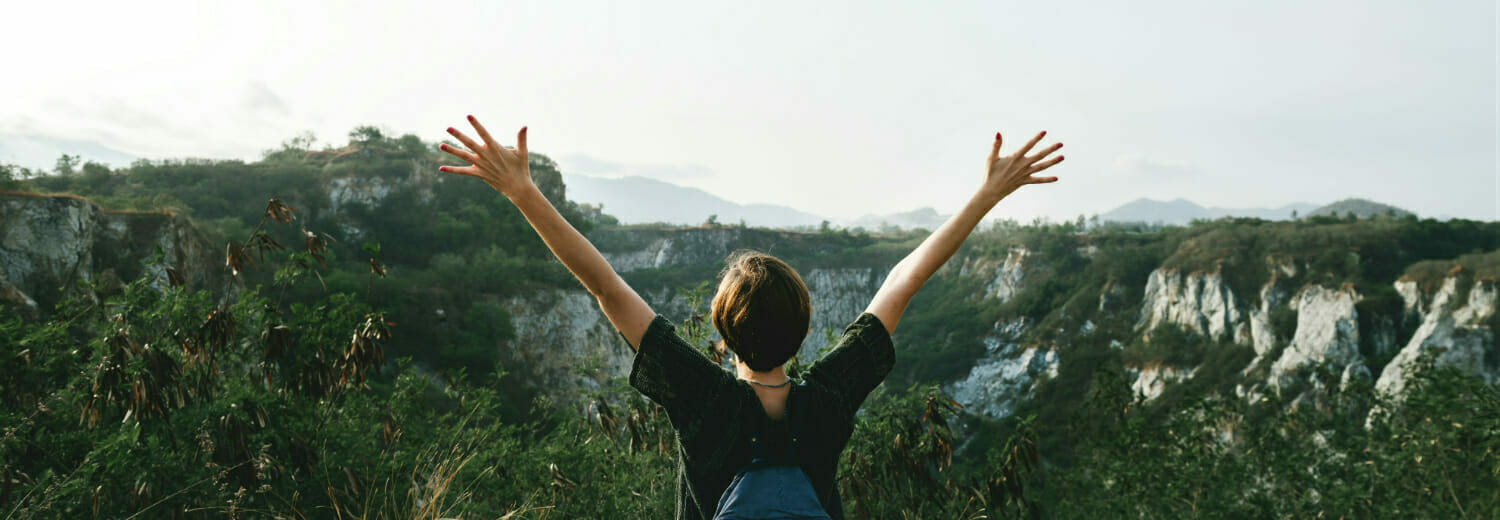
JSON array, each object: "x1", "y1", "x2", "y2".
[
  {"x1": 864, "y1": 130, "x2": 1065, "y2": 334},
  {"x1": 438, "y1": 116, "x2": 654, "y2": 349}
]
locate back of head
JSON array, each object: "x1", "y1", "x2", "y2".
[{"x1": 711, "y1": 251, "x2": 811, "y2": 372}]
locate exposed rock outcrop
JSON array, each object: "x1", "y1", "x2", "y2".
[
  {"x1": 801, "y1": 268, "x2": 886, "y2": 354},
  {"x1": 500, "y1": 289, "x2": 635, "y2": 404},
  {"x1": 945, "y1": 319, "x2": 1058, "y2": 418},
  {"x1": 982, "y1": 247, "x2": 1030, "y2": 302},
  {"x1": 1268, "y1": 285, "x2": 1363, "y2": 388},
  {"x1": 0, "y1": 194, "x2": 216, "y2": 313},
  {"x1": 1130, "y1": 365, "x2": 1195, "y2": 401},
  {"x1": 1138, "y1": 268, "x2": 1244, "y2": 341},
  {"x1": 1375, "y1": 276, "x2": 1498, "y2": 399},
  {"x1": 600, "y1": 228, "x2": 749, "y2": 272},
  {"x1": 327, "y1": 176, "x2": 395, "y2": 216}
]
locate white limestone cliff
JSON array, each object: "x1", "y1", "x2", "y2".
[
  {"x1": 975, "y1": 247, "x2": 1029, "y2": 302},
  {"x1": 1138, "y1": 268, "x2": 1244, "y2": 341},
  {"x1": 953, "y1": 247, "x2": 1031, "y2": 303},
  {"x1": 945, "y1": 319, "x2": 1058, "y2": 418},
  {"x1": 1130, "y1": 365, "x2": 1196, "y2": 401},
  {"x1": 600, "y1": 228, "x2": 749, "y2": 272},
  {"x1": 1268, "y1": 285, "x2": 1363, "y2": 388},
  {"x1": 1375, "y1": 276, "x2": 1498, "y2": 399}
]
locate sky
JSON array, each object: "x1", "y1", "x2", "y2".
[{"x1": 1, "y1": 0, "x2": 1495, "y2": 221}]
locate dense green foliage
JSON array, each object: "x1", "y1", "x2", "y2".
[
  {"x1": 1038, "y1": 363, "x2": 1500, "y2": 518},
  {"x1": 4, "y1": 256, "x2": 1494, "y2": 517},
  {"x1": 8, "y1": 130, "x2": 593, "y2": 384},
  {"x1": 0, "y1": 240, "x2": 1036, "y2": 517}
]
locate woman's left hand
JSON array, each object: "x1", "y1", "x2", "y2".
[{"x1": 438, "y1": 115, "x2": 532, "y2": 197}]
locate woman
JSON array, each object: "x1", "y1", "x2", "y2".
[{"x1": 438, "y1": 116, "x2": 1063, "y2": 519}]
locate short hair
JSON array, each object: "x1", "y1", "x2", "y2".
[{"x1": 711, "y1": 251, "x2": 811, "y2": 372}]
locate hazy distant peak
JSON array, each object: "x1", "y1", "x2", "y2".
[
  {"x1": 843, "y1": 206, "x2": 949, "y2": 231},
  {"x1": 0, "y1": 135, "x2": 138, "y2": 171},
  {"x1": 1307, "y1": 198, "x2": 1414, "y2": 219},
  {"x1": 562, "y1": 173, "x2": 827, "y2": 228}
]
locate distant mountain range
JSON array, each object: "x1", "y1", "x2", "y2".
[
  {"x1": 1099, "y1": 198, "x2": 1322, "y2": 224},
  {"x1": 1100, "y1": 198, "x2": 1419, "y2": 225},
  {"x1": 566, "y1": 174, "x2": 1417, "y2": 230},
  {"x1": 563, "y1": 174, "x2": 828, "y2": 228},
  {"x1": 563, "y1": 174, "x2": 958, "y2": 230},
  {"x1": 0, "y1": 135, "x2": 138, "y2": 171},
  {"x1": 845, "y1": 207, "x2": 950, "y2": 231}
]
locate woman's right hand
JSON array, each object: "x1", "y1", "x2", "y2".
[
  {"x1": 979, "y1": 131, "x2": 1064, "y2": 202},
  {"x1": 438, "y1": 115, "x2": 533, "y2": 198}
]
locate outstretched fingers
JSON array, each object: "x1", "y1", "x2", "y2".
[
  {"x1": 1014, "y1": 130, "x2": 1047, "y2": 159},
  {"x1": 446, "y1": 127, "x2": 484, "y2": 156},
  {"x1": 438, "y1": 143, "x2": 479, "y2": 165},
  {"x1": 438, "y1": 164, "x2": 482, "y2": 177},
  {"x1": 1027, "y1": 142, "x2": 1063, "y2": 164},
  {"x1": 467, "y1": 115, "x2": 513, "y2": 160},
  {"x1": 1027, "y1": 155, "x2": 1065, "y2": 175}
]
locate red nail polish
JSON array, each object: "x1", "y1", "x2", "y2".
[
  {"x1": 467, "y1": 115, "x2": 475, "y2": 121},
  {"x1": 439, "y1": 144, "x2": 447, "y2": 150},
  {"x1": 439, "y1": 166, "x2": 448, "y2": 172},
  {"x1": 447, "y1": 127, "x2": 455, "y2": 133},
  {"x1": 995, "y1": 132, "x2": 1001, "y2": 140},
  {"x1": 1041, "y1": 130, "x2": 1047, "y2": 137}
]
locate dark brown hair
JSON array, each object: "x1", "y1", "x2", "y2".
[{"x1": 711, "y1": 251, "x2": 811, "y2": 372}]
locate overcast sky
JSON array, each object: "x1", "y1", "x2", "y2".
[{"x1": 1, "y1": 0, "x2": 1495, "y2": 221}]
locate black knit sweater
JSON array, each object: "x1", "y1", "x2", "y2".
[{"x1": 628, "y1": 313, "x2": 895, "y2": 520}]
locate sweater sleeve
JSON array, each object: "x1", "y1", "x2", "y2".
[
  {"x1": 628, "y1": 315, "x2": 737, "y2": 437},
  {"x1": 802, "y1": 313, "x2": 896, "y2": 418}
]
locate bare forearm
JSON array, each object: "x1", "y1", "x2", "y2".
[
  {"x1": 867, "y1": 191, "x2": 999, "y2": 333},
  {"x1": 509, "y1": 187, "x2": 615, "y2": 294},
  {"x1": 508, "y1": 186, "x2": 653, "y2": 347},
  {"x1": 897, "y1": 192, "x2": 998, "y2": 287}
]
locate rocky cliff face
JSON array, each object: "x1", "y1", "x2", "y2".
[
  {"x1": 1138, "y1": 268, "x2": 1245, "y2": 341},
  {"x1": 16, "y1": 182, "x2": 1491, "y2": 424},
  {"x1": 0, "y1": 194, "x2": 217, "y2": 314},
  {"x1": 1131, "y1": 365, "x2": 1195, "y2": 401},
  {"x1": 1128, "y1": 258, "x2": 1497, "y2": 411},
  {"x1": 499, "y1": 289, "x2": 635, "y2": 405},
  {"x1": 599, "y1": 228, "x2": 751, "y2": 273},
  {"x1": 943, "y1": 248, "x2": 1064, "y2": 415},
  {"x1": 1268, "y1": 285, "x2": 1363, "y2": 388},
  {"x1": 964, "y1": 247, "x2": 1030, "y2": 302},
  {"x1": 944, "y1": 317, "x2": 1060, "y2": 418},
  {"x1": 1376, "y1": 276, "x2": 1498, "y2": 398},
  {"x1": 515, "y1": 232, "x2": 1491, "y2": 418},
  {"x1": 1132, "y1": 265, "x2": 1375, "y2": 402},
  {"x1": 1133, "y1": 263, "x2": 1363, "y2": 402}
]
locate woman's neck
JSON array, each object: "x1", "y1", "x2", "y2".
[
  {"x1": 738, "y1": 361, "x2": 791, "y2": 421},
  {"x1": 735, "y1": 362, "x2": 789, "y2": 387}
]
